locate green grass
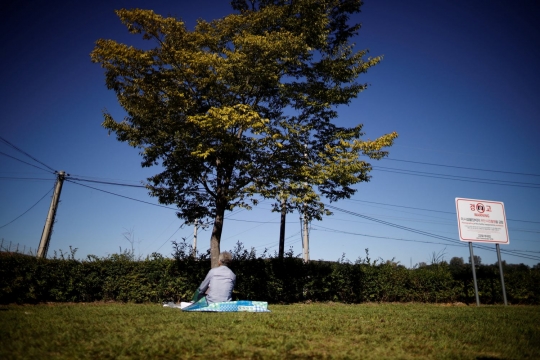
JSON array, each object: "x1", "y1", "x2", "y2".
[{"x1": 1, "y1": 303, "x2": 539, "y2": 359}]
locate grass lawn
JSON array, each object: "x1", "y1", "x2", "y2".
[{"x1": 1, "y1": 302, "x2": 539, "y2": 359}]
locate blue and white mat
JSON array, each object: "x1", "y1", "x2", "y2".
[{"x1": 164, "y1": 297, "x2": 270, "y2": 312}]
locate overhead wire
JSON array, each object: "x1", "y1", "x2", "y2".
[
  {"x1": 382, "y1": 157, "x2": 540, "y2": 177},
  {"x1": 3, "y1": 136, "x2": 536, "y2": 261},
  {"x1": 154, "y1": 226, "x2": 188, "y2": 253},
  {"x1": 0, "y1": 136, "x2": 56, "y2": 173},
  {"x1": 337, "y1": 205, "x2": 538, "y2": 236},
  {"x1": 68, "y1": 177, "x2": 148, "y2": 188},
  {"x1": 67, "y1": 177, "x2": 278, "y2": 254},
  {"x1": 346, "y1": 199, "x2": 540, "y2": 224},
  {"x1": 0, "y1": 186, "x2": 54, "y2": 229},
  {"x1": 226, "y1": 218, "x2": 281, "y2": 224},
  {"x1": 372, "y1": 166, "x2": 540, "y2": 189},
  {"x1": 0, "y1": 151, "x2": 55, "y2": 174},
  {"x1": 57, "y1": 176, "x2": 540, "y2": 250},
  {"x1": 312, "y1": 225, "x2": 467, "y2": 248},
  {"x1": 324, "y1": 204, "x2": 540, "y2": 262},
  {"x1": 375, "y1": 165, "x2": 540, "y2": 186},
  {"x1": 0, "y1": 176, "x2": 54, "y2": 181},
  {"x1": 66, "y1": 179, "x2": 178, "y2": 210},
  {"x1": 59, "y1": 177, "x2": 540, "y2": 259},
  {"x1": 253, "y1": 230, "x2": 302, "y2": 252},
  {"x1": 223, "y1": 215, "x2": 280, "y2": 241},
  {"x1": 61, "y1": 178, "x2": 540, "y2": 234}
]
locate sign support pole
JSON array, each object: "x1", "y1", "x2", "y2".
[
  {"x1": 456, "y1": 198, "x2": 510, "y2": 307},
  {"x1": 468, "y1": 242, "x2": 480, "y2": 306},
  {"x1": 496, "y1": 243, "x2": 508, "y2": 306}
]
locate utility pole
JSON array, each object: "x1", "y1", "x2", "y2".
[
  {"x1": 37, "y1": 171, "x2": 66, "y2": 258},
  {"x1": 193, "y1": 219, "x2": 198, "y2": 257},
  {"x1": 302, "y1": 207, "x2": 309, "y2": 262},
  {"x1": 279, "y1": 197, "x2": 286, "y2": 259}
]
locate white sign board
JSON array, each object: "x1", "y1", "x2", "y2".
[{"x1": 455, "y1": 198, "x2": 509, "y2": 244}]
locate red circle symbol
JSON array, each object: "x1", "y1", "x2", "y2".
[{"x1": 476, "y1": 203, "x2": 485, "y2": 213}]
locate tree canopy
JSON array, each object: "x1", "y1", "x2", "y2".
[{"x1": 91, "y1": 0, "x2": 397, "y2": 267}]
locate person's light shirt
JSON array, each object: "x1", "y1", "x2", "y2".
[{"x1": 198, "y1": 265, "x2": 236, "y2": 303}]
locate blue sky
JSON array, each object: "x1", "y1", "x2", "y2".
[{"x1": 1, "y1": 0, "x2": 539, "y2": 267}]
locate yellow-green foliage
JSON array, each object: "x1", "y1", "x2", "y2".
[{"x1": 91, "y1": 1, "x2": 397, "y2": 268}]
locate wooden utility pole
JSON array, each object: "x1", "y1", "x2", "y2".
[
  {"x1": 193, "y1": 219, "x2": 198, "y2": 257},
  {"x1": 37, "y1": 171, "x2": 66, "y2": 258},
  {"x1": 302, "y1": 208, "x2": 309, "y2": 262}
]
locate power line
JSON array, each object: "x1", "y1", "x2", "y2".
[
  {"x1": 348, "y1": 198, "x2": 454, "y2": 215},
  {"x1": 373, "y1": 166, "x2": 540, "y2": 189},
  {"x1": 0, "y1": 186, "x2": 54, "y2": 229},
  {"x1": 154, "y1": 226, "x2": 186, "y2": 253},
  {"x1": 324, "y1": 204, "x2": 540, "y2": 262},
  {"x1": 13, "y1": 170, "x2": 538, "y2": 258},
  {"x1": 68, "y1": 176, "x2": 208, "y2": 195},
  {"x1": 0, "y1": 176, "x2": 54, "y2": 181},
  {"x1": 313, "y1": 224, "x2": 540, "y2": 255},
  {"x1": 253, "y1": 230, "x2": 302, "y2": 251},
  {"x1": 68, "y1": 173, "x2": 146, "y2": 183},
  {"x1": 383, "y1": 158, "x2": 540, "y2": 177},
  {"x1": 0, "y1": 136, "x2": 56, "y2": 172},
  {"x1": 68, "y1": 177, "x2": 148, "y2": 188},
  {"x1": 376, "y1": 166, "x2": 540, "y2": 186},
  {"x1": 312, "y1": 225, "x2": 466, "y2": 248},
  {"x1": 326, "y1": 204, "x2": 465, "y2": 247},
  {"x1": 346, "y1": 199, "x2": 540, "y2": 224},
  {"x1": 223, "y1": 215, "x2": 281, "y2": 241},
  {"x1": 66, "y1": 179, "x2": 178, "y2": 210},
  {"x1": 226, "y1": 218, "x2": 283, "y2": 224},
  {"x1": 3, "y1": 151, "x2": 535, "y2": 259},
  {"x1": 139, "y1": 218, "x2": 181, "y2": 256},
  {"x1": 506, "y1": 249, "x2": 540, "y2": 254},
  {"x1": 67, "y1": 178, "x2": 256, "y2": 217},
  {"x1": 0, "y1": 151, "x2": 55, "y2": 174}
]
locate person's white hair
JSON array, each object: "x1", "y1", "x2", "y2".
[{"x1": 219, "y1": 251, "x2": 232, "y2": 266}]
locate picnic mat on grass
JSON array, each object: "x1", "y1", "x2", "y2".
[{"x1": 164, "y1": 297, "x2": 270, "y2": 312}]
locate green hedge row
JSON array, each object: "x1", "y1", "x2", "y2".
[{"x1": 1, "y1": 242, "x2": 539, "y2": 305}]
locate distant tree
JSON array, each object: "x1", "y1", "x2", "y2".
[
  {"x1": 468, "y1": 255, "x2": 481, "y2": 265},
  {"x1": 417, "y1": 262, "x2": 427, "y2": 268},
  {"x1": 450, "y1": 257, "x2": 464, "y2": 266},
  {"x1": 384, "y1": 259, "x2": 401, "y2": 267},
  {"x1": 494, "y1": 260, "x2": 507, "y2": 267},
  {"x1": 91, "y1": 1, "x2": 397, "y2": 267}
]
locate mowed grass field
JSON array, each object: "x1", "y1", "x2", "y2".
[{"x1": 1, "y1": 302, "x2": 539, "y2": 359}]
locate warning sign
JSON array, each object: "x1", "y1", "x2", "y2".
[{"x1": 455, "y1": 198, "x2": 509, "y2": 244}]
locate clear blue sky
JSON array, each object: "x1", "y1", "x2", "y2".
[{"x1": 1, "y1": 0, "x2": 539, "y2": 267}]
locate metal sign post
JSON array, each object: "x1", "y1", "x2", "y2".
[
  {"x1": 496, "y1": 244, "x2": 508, "y2": 306},
  {"x1": 455, "y1": 198, "x2": 510, "y2": 306},
  {"x1": 468, "y1": 242, "x2": 480, "y2": 306}
]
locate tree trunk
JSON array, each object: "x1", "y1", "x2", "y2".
[
  {"x1": 210, "y1": 199, "x2": 227, "y2": 268},
  {"x1": 279, "y1": 198, "x2": 286, "y2": 260},
  {"x1": 209, "y1": 220, "x2": 223, "y2": 268},
  {"x1": 209, "y1": 158, "x2": 234, "y2": 268}
]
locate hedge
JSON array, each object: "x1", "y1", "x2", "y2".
[{"x1": 1, "y1": 243, "x2": 538, "y2": 305}]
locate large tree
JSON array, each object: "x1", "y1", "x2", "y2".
[{"x1": 91, "y1": 0, "x2": 397, "y2": 267}]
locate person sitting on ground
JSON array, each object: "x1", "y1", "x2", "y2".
[{"x1": 195, "y1": 251, "x2": 236, "y2": 304}]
